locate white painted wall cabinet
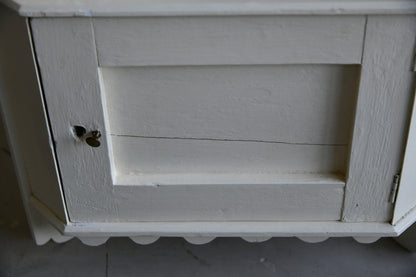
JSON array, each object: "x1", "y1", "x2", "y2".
[{"x1": 1, "y1": 0, "x2": 416, "y2": 246}]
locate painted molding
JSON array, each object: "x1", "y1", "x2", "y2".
[
  {"x1": 1, "y1": 0, "x2": 416, "y2": 17},
  {"x1": 29, "y1": 196, "x2": 402, "y2": 246}
]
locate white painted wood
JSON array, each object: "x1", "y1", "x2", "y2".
[
  {"x1": 32, "y1": 17, "x2": 350, "y2": 223},
  {"x1": 94, "y1": 16, "x2": 365, "y2": 66},
  {"x1": 117, "y1": 173, "x2": 344, "y2": 187},
  {"x1": 3, "y1": 0, "x2": 416, "y2": 243},
  {"x1": 109, "y1": 174, "x2": 344, "y2": 221},
  {"x1": 2, "y1": 0, "x2": 416, "y2": 17},
  {"x1": 20, "y1": 9, "x2": 414, "y2": 237},
  {"x1": 25, "y1": 194, "x2": 404, "y2": 242},
  {"x1": 28, "y1": 198, "x2": 402, "y2": 244},
  {"x1": 62, "y1": 221, "x2": 398, "y2": 237},
  {"x1": 0, "y1": 5, "x2": 67, "y2": 245},
  {"x1": 129, "y1": 236, "x2": 160, "y2": 245},
  {"x1": 297, "y1": 237, "x2": 329, "y2": 243},
  {"x1": 96, "y1": 180, "x2": 344, "y2": 221},
  {"x1": 28, "y1": 196, "x2": 68, "y2": 235},
  {"x1": 78, "y1": 237, "x2": 109, "y2": 246},
  {"x1": 392, "y1": 89, "x2": 416, "y2": 225},
  {"x1": 0, "y1": 5, "x2": 66, "y2": 222},
  {"x1": 30, "y1": 18, "x2": 114, "y2": 223},
  {"x1": 29, "y1": 208, "x2": 72, "y2": 246},
  {"x1": 103, "y1": 64, "x2": 357, "y2": 179},
  {"x1": 353, "y1": 237, "x2": 380, "y2": 243},
  {"x1": 242, "y1": 237, "x2": 272, "y2": 243},
  {"x1": 184, "y1": 237, "x2": 215, "y2": 244},
  {"x1": 342, "y1": 15, "x2": 416, "y2": 222},
  {"x1": 102, "y1": 65, "x2": 359, "y2": 144},
  {"x1": 113, "y1": 136, "x2": 347, "y2": 184},
  {"x1": 394, "y1": 206, "x2": 416, "y2": 236}
]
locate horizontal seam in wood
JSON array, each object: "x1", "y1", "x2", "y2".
[{"x1": 110, "y1": 134, "x2": 347, "y2": 147}]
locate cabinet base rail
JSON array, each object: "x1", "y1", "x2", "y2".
[{"x1": 28, "y1": 196, "x2": 416, "y2": 246}]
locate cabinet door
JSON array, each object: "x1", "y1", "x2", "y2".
[
  {"x1": 30, "y1": 16, "x2": 413, "y2": 223},
  {"x1": 393, "y1": 90, "x2": 416, "y2": 225}
]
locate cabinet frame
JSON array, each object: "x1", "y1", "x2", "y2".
[{"x1": 1, "y1": 2, "x2": 416, "y2": 245}]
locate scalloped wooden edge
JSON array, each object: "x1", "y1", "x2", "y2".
[
  {"x1": 297, "y1": 237, "x2": 329, "y2": 243},
  {"x1": 242, "y1": 237, "x2": 272, "y2": 243},
  {"x1": 29, "y1": 195, "x2": 416, "y2": 247},
  {"x1": 78, "y1": 237, "x2": 109, "y2": 246},
  {"x1": 130, "y1": 236, "x2": 160, "y2": 245},
  {"x1": 27, "y1": 197, "x2": 397, "y2": 246}
]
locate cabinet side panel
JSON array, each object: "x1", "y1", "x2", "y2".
[
  {"x1": 0, "y1": 7, "x2": 67, "y2": 221},
  {"x1": 343, "y1": 15, "x2": 416, "y2": 222},
  {"x1": 393, "y1": 89, "x2": 416, "y2": 225}
]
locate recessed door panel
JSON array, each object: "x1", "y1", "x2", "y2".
[{"x1": 31, "y1": 16, "x2": 366, "y2": 222}]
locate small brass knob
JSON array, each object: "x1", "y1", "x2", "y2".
[{"x1": 86, "y1": 130, "x2": 101, "y2": 147}]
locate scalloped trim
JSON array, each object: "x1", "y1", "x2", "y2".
[{"x1": 34, "y1": 234, "x2": 382, "y2": 246}]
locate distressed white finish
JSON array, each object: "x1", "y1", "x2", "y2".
[
  {"x1": 30, "y1": 18, "x2": 114, "y2": 223},
  {"x1": 32, "y1": 19, "x2": 354, "y2": 222},
  {"x1": 0, "y1": 5, "x2": 66, "y2": 222},
  {"x1": 94, "y1": 16, "x2": 365, "y2": 66},
  {"x1": 27, "y1": 193, "x2": 399, "y2": 245},
  {"x1": 102, "y1": 65, "x2": 358, "y2": 143},
  {"x1": 20, "y1": 189, "x2": 416, "y2": 245},
  {"x1": 242, "y1": 237, "x2": 272, "y2": 243},
  {"x1": 184, "y1": 237, "x2": 216, "y2": 245},
  {"x1": 0, "y1": 5, "x2": 68, "y2": 246},
  {"x1": 113, "y1": 138, "x2": 347, "y2": 180},
  {"x1": 298, "y1": 237, "x2": 329, "y2": 243},
  {"x1": 2, "y1": 2, "x2": 416, "y2": 245},
  {"x1": 29, "y1": 209, "x2": 72, "y2": 245},
  {"x1": 353, "y1": 237, "x2": 380, "y2": 244},
  {"x1": 104, "y1": 65, "x2": 358, "y2": 180},
  {"x1": 30, "y1": 14, "x2": 416, "y2": 236},
  {"x1": 342, "y1": 16, "x2": 416, "y2": 222},
  {"x1": 2, "y1": 0, "x2": 416, "y2": 17},
  {"x1": 129, "y1": 236, "x2": 160, "y2": 245},
  {"x1": 393, "y1": 90, "x2": 416, "y2": 225},
  {"x1": 78, "y1": 237, "x2": 109, "y2": 246}
]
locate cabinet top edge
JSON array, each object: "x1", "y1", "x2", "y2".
[{"x1": 2, "y1": 0, "x2": 416, "y2": 17}]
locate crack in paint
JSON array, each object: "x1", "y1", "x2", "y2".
[{"x1": 110, "y1": 134, "x2": 346, "y2": 147}]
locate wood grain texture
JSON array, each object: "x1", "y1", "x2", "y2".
[
  {"x1": 112, "y1": 137, "x2": 347, "y2": 178},
  {"x1": 111, "y1": 174, "x2": 345, "y2": 222},
  {"x1": 393, "y1": 89, "x2": 416, "y2": 225},
  {"x1": 342, "y1": 15, "x2": 416, "y2": 222},
  {"x1": 102, "y1": 65, "x2": 359, "y2": 145},
  {"x1": 32, "y1": 17, "x2": 348, "y2": 223},
  {"x1": 2, "y1": 0, "x2": 416, "y2": 17},
  {"x1": 71, "y1": 175, "x2": 346, "y2": 221},
  {"x1": 27, "y1": 194, "x2": 408, "y2": 238},
  {"x1": 27, "y1": 191, "x2": 406, "y2": 239},
  {"x1": 116, "y1": 172, "x2": 345, "y2": 186},
  {"x1": 30, "y1": 18, "x2": 115, "y2": 223},
  {"x1": 104, "y1": 64, "x2": 358, "y2": 177},
  {"x1": 0, "y1": 7, "x2": 67, "y2": 222},
  {"x1": 93, "y1": 16, "x2": 365, "y2": 66}
]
